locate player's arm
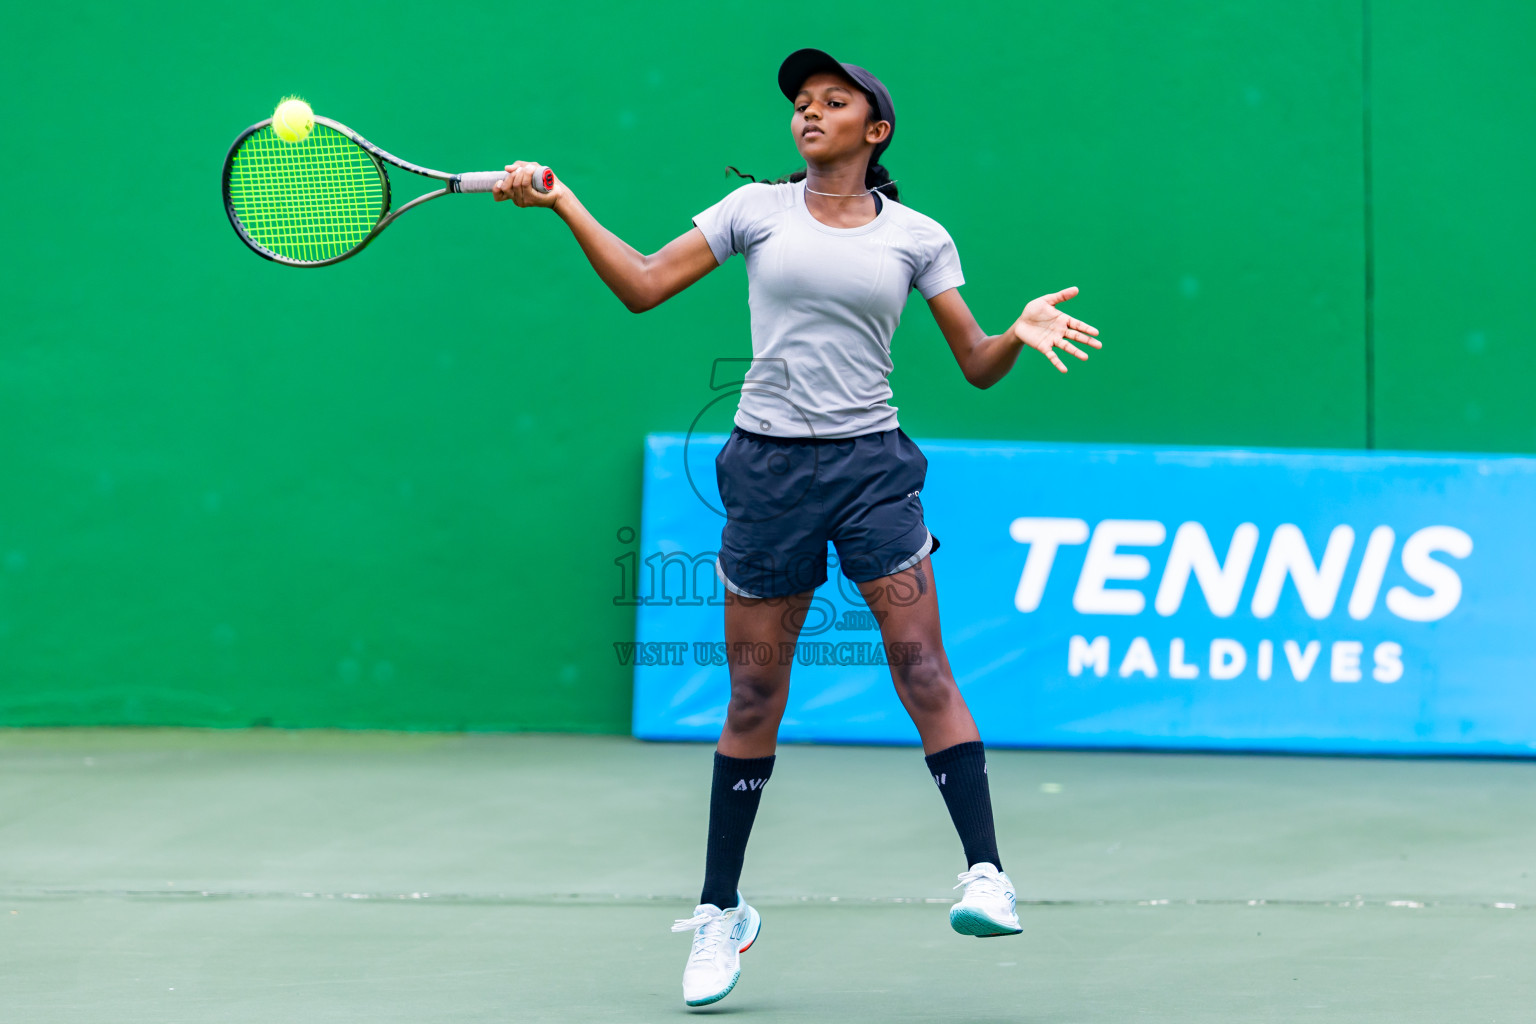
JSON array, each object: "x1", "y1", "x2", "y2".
[
  {"x1": 493, "y1": 161, "x2": 717, "y2": 314},
  {"x1": 927, "y1": 286, "x2": 1102, "y2": 388}
]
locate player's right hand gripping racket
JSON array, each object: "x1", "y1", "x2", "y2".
[{"x1": 222, "y1": 114, "x2": 554, "y2": 267}]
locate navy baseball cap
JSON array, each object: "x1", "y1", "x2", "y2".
[{"x1": 777, "y1": 48, "x2": 896, "y2": 164}]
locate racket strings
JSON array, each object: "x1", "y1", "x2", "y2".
[{"x1": 227, "y1": 125, "x2": 385, "y2": 263}]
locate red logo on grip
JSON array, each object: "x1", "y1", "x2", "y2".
[{"x1": 541, "y1": 169, "x2": 554, "y2": 189}]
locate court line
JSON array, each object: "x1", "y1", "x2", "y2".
[{"x1": 0, "y1": 888, "x2": 1524, "y2": 911}]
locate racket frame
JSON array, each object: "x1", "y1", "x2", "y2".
[{"x1": 222, "y1": 115, "x2": 524, "y2": 268}]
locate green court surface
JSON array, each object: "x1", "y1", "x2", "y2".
[{"x1": 3, "y1": 730, "x2": 1532, "y2": 1022}]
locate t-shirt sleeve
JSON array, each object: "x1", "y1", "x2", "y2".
[
  {"x1": 912, "y1": 224, "x2": 965, "y2": 300},
  {"x1": 691, "y1": 184, "x2": 771, "y2": 265}
]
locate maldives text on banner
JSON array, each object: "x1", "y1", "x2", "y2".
[{"x1": 630, "y1": 434, "x2": 1536, "y2": 755}]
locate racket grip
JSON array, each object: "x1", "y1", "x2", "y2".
[{"x1": 455, "y1": 166, "x2": 554, "y2": 194}]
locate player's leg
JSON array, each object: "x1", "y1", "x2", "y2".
[
  {"x1": 673, "y1": 589, "x2": 811, "y2": 1006},
  {"x1": 858, "y1": 557, "x2": 1022, "y2": 936},
  {"x1": 830, "y1": 427, "x2": 1019, "y2": 937},
  {"x1": 700, "y1": 590, "x2": 813, "y2": 911},
  {"x1": 705, "y1": 428, "x2": 828, "y2": 903},
  {"x1": 717, "y1": 589, "x2": 813, "y2": 758},
  {"x1": 827, "y1": 429, "x2": 982, "y2": 754},
  {"x1": 855, "y1": 556, "x2": 977, "y2": 754},
  {"x1": 675, "y1": 426, "x2": 828, "y2": 1006}
]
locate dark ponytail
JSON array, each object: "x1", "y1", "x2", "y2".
[
  {"x1": 724, "y1": 165, "x2": 806, "y2": 186},
  {"x1": 864, "y1": 162, "x2": 898, "y2": 203},
  {"x1": 723, "y1": 163, "x2": 899, "y2": 204}
]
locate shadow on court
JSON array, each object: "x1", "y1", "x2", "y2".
[{"x1": 3, "y1": 729, "x2": 1532, "y2": 1021}]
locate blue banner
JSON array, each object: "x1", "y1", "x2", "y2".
[{"x1": 630, "y1": 434, "x2": 1536, "y2": 756}]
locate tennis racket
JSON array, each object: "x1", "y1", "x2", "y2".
[{"x1": 222, "y1": 114, "x2": 553, "y2": 267}]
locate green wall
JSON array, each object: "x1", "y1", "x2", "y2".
[
  {"x1": 0, "y1": 1, "x2": 1529, "y2": 732},
  {"x1": 1371, "y1": 3, "x2": 1536, "y2": 451}
]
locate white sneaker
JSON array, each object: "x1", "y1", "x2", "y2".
[
  {"x1": 949, "y1": 862, "x2": 1022, "y2": 936},
  {"x1": 671, "y1": 895, "x2": 762, "y2": 1007}
]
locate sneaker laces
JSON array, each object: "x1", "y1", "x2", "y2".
[
  {"x1": 671, "y1": 908, "x2": 727, "y2": 963},
  {"x1": 955, "y1": 864, "x2": 1006, "y2": 900}
]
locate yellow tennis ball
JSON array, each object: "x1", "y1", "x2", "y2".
[{"x1": 272, "y1": 97, "x2": 314, "y2": 143}]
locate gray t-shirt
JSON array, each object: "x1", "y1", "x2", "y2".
[{"x1": 692, "y1": 180, "x2": 965, "y2": 439}]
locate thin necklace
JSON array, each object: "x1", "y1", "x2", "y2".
[{"x1": 803, "y1": 181, "x2": 898, "y2": 198}]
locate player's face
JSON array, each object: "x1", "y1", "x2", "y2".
[{"x1": 792, "y1": 73, "x2": 889, "y2": 164}]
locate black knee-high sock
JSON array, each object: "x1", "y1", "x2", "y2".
[
  {"x1": 925, "y1": 741, "x2": 1002, "y2": 871},
  {"x1": 700, "y1": 751, "x2": 775, "y2": 909}
]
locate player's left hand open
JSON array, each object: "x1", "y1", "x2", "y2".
[
  {"x1": 1010, "y1": 286, "x2": 1101, "y2": 373},
  {"x1": 492, "y1": 161, "x2": 561, "y2": 208}
]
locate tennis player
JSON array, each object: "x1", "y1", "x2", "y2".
[{"x1": 494, "y1": 47, "x2": 1101, "y2": 1007}]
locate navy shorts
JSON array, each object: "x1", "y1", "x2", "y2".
[{"x1": 714, "y1": 426, "x2": 940, "y2": 599}]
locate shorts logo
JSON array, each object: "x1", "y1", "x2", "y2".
[{"x1": 907, "y1": 490, "x2": 921, "y2": 498}]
